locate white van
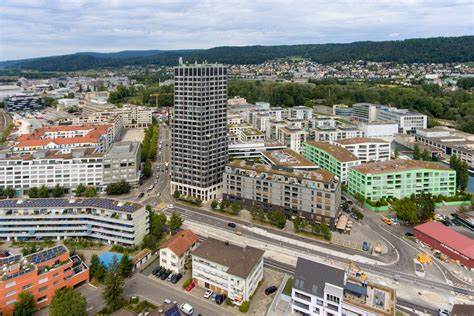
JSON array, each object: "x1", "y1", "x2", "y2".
[{"x1": 180, "y1": 303, "x2": 193, "y2": 315}]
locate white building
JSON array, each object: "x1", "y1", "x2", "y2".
[
  {"x1": 291, "y1": 258, "x2": 396, "y2": 316},
  {"x1": 351, "y1": 103, "x2": 379, "y2": 123},
  {"x1": 358, "y1": 122, "x2": 399, "y2": 143},
  {"x1": 289, "y1": 106, "x2": 313, "y2": 120},
  {"x1": 376, "y1": 106, "x2": 427, "y2": 134},
  {"x1": 310, "y1": 125, "x2": 364, "y2": 143},
  {"x1": 192, "y1": 238, "x2": 264, "y2": 306},
  {"x1": 277, "y1": 126, "x2": 308, "y2": 153},
  {"x1": 335, "y1": 138, "x2": 391, "y2": 163},
  {"x1": 0, "y1": 198, "x2": 149, "y2": 246},
  {"x1": 159, "y1": 229, "x2": 199, "y2": 274},
  {"x1": 0, "y1": 84, "x2": 24, "y2": 102},
  {"x1": 119, "y1": 104, "x2": 154, "y2": 128}
]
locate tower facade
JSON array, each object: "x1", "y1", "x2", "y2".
[{"x1": 170, "y1": 63, "x2": 228, "y2": 202}]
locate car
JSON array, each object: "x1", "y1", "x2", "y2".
[
  {"x1": 264, "y1": 286, "x2": 278, "y2": 295},
  {"x1": 204, "y1": 290, "x2": 213, "y2": 299},
  {"x1": 185, "y1": 281, "x2": 195, "y2": 292},
  {"x1": 215, "y1": 294, "x2": 227, "y2": 305},
  {"x1": 160, "y1": 270, "x2": 171, "y2": 280},
  {"x1": 138, "y1": 192, "x2": 145, "y2": 198},
  {"x1": 167, "y1": 273, "x2": 175, "y2": 282},
  {"x1": 152, "y1": 266, "x2": 162, "y2": 275},
  {"x1": 210, "y1": 293, "x2": 217, "y2": 302},
  {"x1": 362, "y1": 241, "x2": 369, "y2": 252},
  {"x1": 438, "y1": 308, "x2": 450, "y2": 316},
  {"x1": 167, "y1": 204, "x2": 174, "y2": 209},
  {"x1": 148, "y1": 185, "x2": 154, "y2": 191},
  {"x1": 156, "y1": 269, "x2": 166, "y2": 278},
  {"x1": 404, "y1": 232, "x2": 414, "y2": 237},
  {"x1": 163, "y1": 299, "x2": 172, "y2": 304},
  {"x1": 227, "y1": 222, "x2": 236, "y2": 228},
  {"x1": 452, "y1": 218, "x2": 461, "y2": 226},
  {"x1": 347, "y1": 200, "x2": 353, "y2": 205},
  {"x1": 171, "y1": 273, "x2": 182, "y2": 284},
  {"x1": 180, "y1": 303, "x2": 194, "y2": 315},
  {"x1": 445, "y1": 218, "x2": 453, "y2": 226},
  {"x1": 235, "y1": 230, "x2": 242, "y2": 236}
]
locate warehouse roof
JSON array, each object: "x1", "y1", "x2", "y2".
[{"x1": 414, "y1": 221, "x2": 474, "y2": 259}]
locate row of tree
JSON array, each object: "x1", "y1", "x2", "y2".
[
  {"x1": 293, "y1": 217, "x2": 332, "y2": 241},
  {"x1": 0, "y1": 187, "x2": 15, "y2": 199},
  {"x1": 141, "y1": 122, "x2": 159, "y2": 178},
  {"x1": 211, "y1": 199, "x2": 241, "y2": 214},
  {"x1": 74, "y1": 184, "x2": 98, "y2": 197},
  {"x1": 106, "y1": 180, "x2": 131, "y2": 195},
  {"x1": 27, "y1": 184, "x2": 64, "y2": 198},
  {"x1": 412, "y1": 144, "x2": 433, "y2": 162},
  {"x1": 142, "y1": 206, "x2": 184, "y2": 251},
  {"x1": 250, "y1": 206, "x2": 287, "y2": 229},
  {"x1": 391, "y1": 193, "x2": 435, "y2": 224}
]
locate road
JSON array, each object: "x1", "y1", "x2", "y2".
[{"x1": 0, "y1": 108, "x2": 12, "y2": 133}]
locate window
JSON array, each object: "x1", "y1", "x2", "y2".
[
  {"x1": 6, "y1": 289, "x2": 16, "y2": 297},
  {"x1": 22, "y1": 284, "x2": 33, "y2": 290},
  {"x1": 38, "y1": 285, "x2": 48, "y2": 292},
  {"x1": 6, "y1": 298, "x2": 16, "y2": 305},
  {"x1": 6, "y1": 281, "x2": 16, "y2": 289},
  {"x1": 38, "y1": 277, "x2": 49, "y2": 284},
  {"x1": 37, "y1": 296, "x2": 48, "y2": 303}
]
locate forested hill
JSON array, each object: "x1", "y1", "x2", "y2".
[{"x1": 5, "y1": 36, "x2": 474, "y2": 71}]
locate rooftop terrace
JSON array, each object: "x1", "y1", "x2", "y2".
[{"x1": 352, "y1": 159, "x2": 452, "y2": 175}]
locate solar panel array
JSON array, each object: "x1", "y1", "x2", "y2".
[
  {"x1": 0, "y1": 254, "x2": 21, "y2": 265},
  {"x1": 27, "y1": 245, "x2": 67, "y2": 264},
  {"x1": 0, "y1": 198, "x2": 142, "y2": 213}
]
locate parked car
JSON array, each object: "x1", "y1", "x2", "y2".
[
  {"x1": 362, "y1": 241, "x2": 369, "y2": 252},
  {"x1": 180, "y1": 303, "x2": 194, "y2": 315},
  {"x1": 235, "y1": 230, "x2": 242, "y2": 236},
  {"x1": 227, "y1": 222, "x2": 236, "y2": 228},
  {"x1": 452, "y1": 218, "x2": 461, "y2": 226},
  {"x1": 171, "y1": 273, "x2": 182, "y2": 284},
  {"x1": 264, "y1": 286, "x2": 278, "y2": 295},
  {"x1": 152, "y1": 266, "x2": 162, "y2": 275},
  {"x1": 210, "y1": 293, "x2": 217, "y2": 302},
  {"x1": 404, "y1": 232, "x2": 414, "y2": 237},
  {"x1": 138, "y1": 192, "x2": 145, "y2": 198},
  {"x1": 204, "y1": 290, "x2": 213, "y2": 299},
  {"x1": 160, "y1": 270, "x2": 171, "y2": 280},
  {"x1": 167, "y1": 273, "x2": 175, "y2": 282},
  {"x1": 156, "y1": 269, "x2": 166, "y2": 278},
  {"x1": 167, "y1": 204, "x2": 174, "y2": 209},
  {"x1": 215, "y1": 294, "x2": 227, "y2": 305},
  {"x1": 185, "y1": 281, "x2": 195, "y2": 291},
  {"x1": 438, "y1": 308, "x2": 450, "y2": 316}
]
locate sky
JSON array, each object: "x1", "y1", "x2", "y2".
[{"x1": 0, "y1": 0, "x2": 473, "y2": 61}]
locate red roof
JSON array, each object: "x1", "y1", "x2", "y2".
[
  {"x1": 160, "y1": 230, "x2": 199, "y2": 257},
  {"x1": 414, "y1": 221, "x2": 474, "y2": 259}
]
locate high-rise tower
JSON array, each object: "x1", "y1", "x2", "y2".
[{"x1": 170, "y1": 62, "x2": 228, "y2": 202}]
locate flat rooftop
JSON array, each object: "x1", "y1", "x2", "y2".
[
  {"x1": 227, "y1": 159, "x2": 336, "y2": 183},
  {"x1": 262, "y1": 149, "x2": 316, "y2": 168},
  {"x1": 304, "y1": 141, "x2": 360, "y2": 162},
  {"x1": 335, "y1": 137, "x2": 388, "y2": 145},
  {"x1": 0, "y1": 198, "x2": 143, "y2": 213},
  {"x1": 192, "y1": 238, "x2": 264, "y2": 279},
  {"x1": 352, "y1": 159, "x2": 453, "y2": 175},
  {"x1": 344, "y1": 277, "x2": 396, "y2": 316},
  {"x1": 0, "y1": 148, "x2": 102, "y2": 161}
]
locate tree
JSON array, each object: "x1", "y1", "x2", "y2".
[
  {"x1": 27, "y1": 187, "x2": 39, "y2": 198},
  {"x1": 168, "y1": 211, "x2": 184, "y2": 234},
  {"x1": 102, "y1": 256, "x2": 124, "y2": 312},
  {"x1": 50, "y1": 287, "x2": 87, "y2": 316},
  {"x1": 118, "y1": 253, "x2": 134, "y2": 278},
  {"x1": 90, "y1": 254, "x2": 107, "y2": 282},
  {"x1": 13, "y1": 291, "x2": 35, "y2": 316},
  {"x1": 250, "y1": 206, "x2": 266, "y2": 221},
  {"x1": 230, "y1": 202, "x2": 241, "y2": 214},
  {"x1": 75, "y1": 184, "x2": 86, "y2": 196},
  {"x1": 267, "y1": 211, "x2": 287, "y2": 229},
  {"x1": 106, "y1": 180, "x2": 131, "y2": 195},
  {"x1": 459, "y1": 161, "x2": 469, "y2": 191},
  {"x1": 142, "y1": 160, "x2": 152, "y2": 178},
  {"x1": 4, "y1": 187, "x2": 16, "y2": 198},
  {"x1": 413, "y1": 144, "x2": 420, "y2": 160},
  {"x1": 211, "y1": 200, "x2": 219, "y2": 210},
  {"x1": 392, "y1": 198, "x2": 418, "y2": 224},
  {"x1": 173, "y1": 190, "x2": 181, "y2": 199},
  {"x1": 83, "y1": 187, "x2": 97, "y2": 197},
  {"x1": 422, "y1": 149, "x2": 430, "y2": 161},
  {"x1": 415, "y1": 193, "x2": 435, "y2": 222},
  {"x1": 51, "y1": 184, "x2": 64, "y2": 198},
  {"x1": 38, "y1": 185, "x2": 49, "y2": 198}
]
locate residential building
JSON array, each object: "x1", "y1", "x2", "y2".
[
  {"x1": 60, "y1": 112, "x2": 124, "y2": 141},
  {"x1": 228, "y1": 96, "x2": 248, "y2": 106},
  {"x1": 102, "y1": 141, "x2": 141, "y2": 186},
  {"x1": 301, "y1": 142, "x2": 361, "y2": 183},
  {"x1": 228, "y1": 141, "x2": 286, "y2": 160},
  {"x1": 332, "y1": 104, "x2": 353, "y2": 117},
  {"x1": 348, "y1": 160, "x2": 456, "y2": 201},
  {"x1": 192, "y1": 238, "x2": 264, "y2": 306},
  {"x1": 310, "y1": 125, "x2": 363, "y2": 143},
  {"x1": 171, "y1": 63, "x2": 228, "y2": 202},
  {"x1": 4, "y1": 95, "x2": 44, "y2": 113},
  {"x1": 415, "y1": 127, "x2": 474, "y2": 170},
  {"x1": 309, "y1": 116, "x2": 336, "y2": 129},
  {"x1": 252, "y1": 111, "x2": 271, "y2": 132},
  {"x1": 159, "y1": 229, "x2": 199, "y2": 274},
  {"x1": 0, "y1": 84, "x2": 24, "y2": 102},
  {"x1": 334, "y1": 138, "x2": 391, "y2": 163},
  {"x1": 414, "y1": 221, "x2": 473, "y2": 269},
  {"x1": 358, "y1": 122, "x2": 399, "y2": 143},
  {"x1": 289, "y1": 106, "x2": 313, "y2": 120},
  {"x1": 351, "y1": 103, "x2": 379, "y2": 123},
  {"x1": 227, "y1": 113, "x2": 242, "y2": 125},
  {"x1": 13, "y1": 124, "x2": 114, "y2": 154},
  {"x1": 277, "y1": 126, "x2": 308, "y2": 153},
  {"x1": 0, "y1": 245, "x2": 89, "y2": 316},
  {"x1": 0, "y1": 198, "x2": 148, "y2": 245},
  {"x1": 119, "y1": 104, "x2": 154, "y2": 128},
  {"x1": 223, "y1": 160, "x2": 341, "y2": 229},
  {"x1": 255, "y1": 101, "x2": 270, "y2": 110},
  {"x1": 262, "y1": 149, "x2": 319, "y2": 170},
  {"x1": 376, "y1": 106, "x2": 427, "y2": 134},
  {"x1": 291, "y1": 257, "x2": 396, "y2": 316}
]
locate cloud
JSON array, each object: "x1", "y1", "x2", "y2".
[{"x1": 0, "y1": 0, "x2": 472, "y2": 60}]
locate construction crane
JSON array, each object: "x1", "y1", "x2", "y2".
[{"x1": 150, "y1": 93, "x2": 173, "y2": 109}]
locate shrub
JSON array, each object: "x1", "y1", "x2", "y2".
[
  {"x1": 182, "y1": 277, "x2": 193, "y2": 289},
  {"x1": 239, "y1": 301, "x2": 250, "y2": 313}
]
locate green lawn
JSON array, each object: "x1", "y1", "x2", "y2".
[{"x1": 282, "y1": 277, "x2": 293, "y2": 296}]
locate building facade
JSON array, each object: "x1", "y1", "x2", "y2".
[
  {"x1": 4, "y1": 95, "x2": 45, "y2": 113},
  {"x1": 348, "y1": 160, "x2": 456, "y2": 201},
  {"x1": 159, "y1": 229, "x2": 199, "y2": 274},
  {"x1": 0, "y1": 198, "x2": 148, "y2": 245},
  {"x1": 310, "y1": 125, "x2": 364, "y2": 143},
  {"x1": 171, "y1": 63, "x2": 228, "y2": 202},
  {"x1": 102, "y1": 141, "x2": 141, "y2": 187},
  {"x1": 223, "y1": 160, "x2": 341, "y2": 229},
  {"x1": 0, "y1": 245, "x2": 89, "y2": 316},
  {"x1": 192, "y1": 238, "x2": 264, "y2": 306},
  {"x1": 376, "y1": 106, "x2": 427, "y2": 134},
  {"x1": 351, "y1": 103, "x2": 378, "y2": 123},
  {"x1": 334, "y1": 138, "x2": 391, "y2": 163},
  {"x1": 358, "y1": 122, "x2": 399, "y2": 143},
  {"x1": 301, "y1": 142, "x2": 361, "y2": 183}
]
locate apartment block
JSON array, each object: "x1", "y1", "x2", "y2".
[
  {"x1": 102, "y1": 141, "x2": 141, "y2": 186},
  {"x1": 192, "y1": 238, "x2": 264, "y2": 306},
  {"x1": 335, "y1": 138, "x2": 391, "y2": 163},
  {"x1": 4, "y1": 95, "x2": 45, "y2": 113},
  {"x1": 310, "y1": 125, "x2": 364, "y2": 143},
  {"x1": 348, "y1": 160, "x2": 456, "y2": 201},
  {"x1": 119, "y1": 104, "x2": 154, "y2": 128},
  {"x1": 289, "y1": 106, "x2": 313, "y2": 120},
  {"x1": 301, "y1": 142, "x2": 361, "y2": 183},
  {"x1": 351, "y1": 103, "x2": 379, "y2": 123},
  {"x1": 291, "y1": 257, "x2": 396, "y2": 316},
  {"x1": 0, "y1": 198, "x2": 148, "y2": 245},
  {"x1": 277, "y1": 126, "x2": 308, "y2": 153},
  {"x1": 223, "y1": 160, "x2": 341, "y2": 229},
  {"x1": 171, "y1": 63, "x2": 228, "y2": 202},
  {"x1": 60, "y1": 112, "x2": 124, "y2": 141},
  {"x1": 159, "y1": 229, "x2": 199, "y2": 274},
  {"x1": 0, "y1": 245, "x2": 89, "y2": 316},
  {"x1": 261, "y1": 149, "x2": 319, "y2": 171},
  {"x1": 376, "y1": 106, "x2": 427, "y2": 134}
]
